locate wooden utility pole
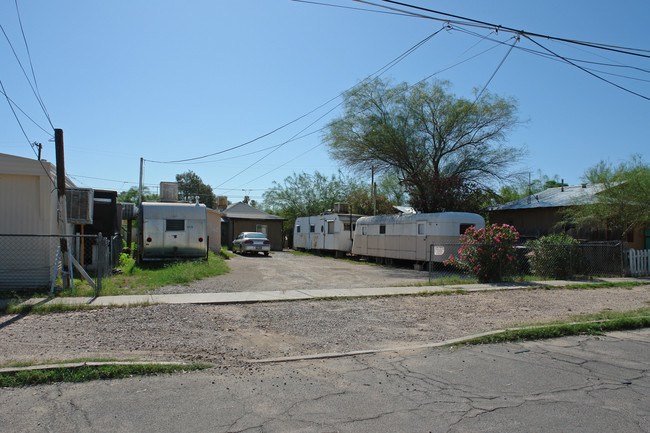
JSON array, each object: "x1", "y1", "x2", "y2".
[
  {"x1": 55, "y1": 129, "x2": 70, "y2": 289},
  {"x1": 371, "y1": 166, "x2": 376, "y2": 216},
  {"x1": 138, "y1": 157, "x2": 144, "y2": 207}
]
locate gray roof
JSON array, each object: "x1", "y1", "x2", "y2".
[
  {"x1": 486, "y1": 184, "x2": 605, "y2": 211},
  {"x1": 221, "y1": 202, "x2": 285, "y2": 221}
]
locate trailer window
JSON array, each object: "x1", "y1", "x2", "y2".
[
  {"x1": 310, "y1": 224, "x2": 315, "y2": 233},
  {"x1": 166, "y1": 219, "x2": 185, "y2": 231},
  {"x1": 460, "y1": 224, "x2": 474, "y2": 235},
  {"x1": 379, "y1": 225, "x2": 386, "y2": 234},
  {"x1": 361, "y1": 225, "x2": 367, "y2": 235},
  {"x1": 296, "y1": 225, "x2": 301, "y2": 233},
  {"x1": 417, "y1": 222, "x2": 425, "y2": 236},
  {"x1": 344, "y1": 223, "x2": 351, "y2": 231},
  {"x1": 327, "y1": 221, "x2": 335, "y2": 234}
]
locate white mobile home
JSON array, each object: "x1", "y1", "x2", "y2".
[
  {"x1": 140, "y1": 202, "x2": 208, "y2": 260},
  {"x1": 0, "y1": 153, "x2": 74, "y2": 289},
  {"x1": 293, "y1": 213, "x2": 363, "y2": 254},
  {"x1": 352, "y1": 212, "x2": 485, "y2": 262}
]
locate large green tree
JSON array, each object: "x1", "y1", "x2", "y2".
[
  {"x1": 563, "y1": 155, "x2": 650, "y2": 236},
  {"x1": 263, "y1": 171, "x2": 354, "y2": 221},
  {"x1": 324, "y1": 78, "x2": 524, "y2": 211},
  {"x1": 176, "y1": 171, "x2": 217, "y2": 208}
]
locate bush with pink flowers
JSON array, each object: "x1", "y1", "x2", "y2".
[{"x1": 445, "y1": 224, "x2": 520, "y2": 283}]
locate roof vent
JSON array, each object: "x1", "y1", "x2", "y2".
[{"x1": 581, "y1": 183, "x2": 587, "y2": 188}]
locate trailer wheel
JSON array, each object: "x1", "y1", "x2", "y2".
[{"x1": 264, "y1": 252, "x2": 269, "y2": 256}]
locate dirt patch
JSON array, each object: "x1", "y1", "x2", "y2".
[{"x1": 1, "y1": 286, "x2": 648, "y2": 366}]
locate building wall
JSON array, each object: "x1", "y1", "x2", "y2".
[
  {"x1": 206, "y1": 209, "x2": 222, "y2": 253},
  {"x1": 0, "y1": 155, "x2": 63, "y2": 289},
  {"x1": 488, "y1": 207, "x2": 641, "y2": 246}
]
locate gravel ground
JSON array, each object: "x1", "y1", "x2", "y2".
[
  {"x1": 150, "y1": 251, "x2": 432, "y2": 294},
  {"x1": 1, "y1": 286, "x2": 648, "y2": 366}
]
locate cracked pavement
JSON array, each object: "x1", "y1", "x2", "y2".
[{"x1": 1, "y1": 329, "x2": 648, "y2": 432}]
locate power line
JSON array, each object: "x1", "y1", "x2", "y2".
[
  {"x1": 1, "y1": 78, "x2": 56, "y2": 187},
  {"x1": 370, "y1": 0, "x2": 650, "y2": 58},
  {"x1": 344, "y1": 1, "x2": 650, "y2": 100},
  {"x1": 522, "y1": 35, "x2": 650, "y2": 101},
  {"x1": 147, "y1": 25, "x2": 445, "y2": 166},
  {"x1": 474, "y1": 35, "x2": 519, "y2": 102},
  {"x1": 292, "y1": 0, "x2": 414, "y2": 18},
  {"x1": 0, "y1": 23, "x2": 54, "y2": 131},
  {"x1": 13, "y1": 0, "x2": 53, "y2": 129},
  {"x1": 0, "y1": 86, "x2": 54, "y2": 135}
]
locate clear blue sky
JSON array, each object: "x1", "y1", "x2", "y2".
[{"x1": 2, "y1": 0, "x2": 649, "y2": 204}]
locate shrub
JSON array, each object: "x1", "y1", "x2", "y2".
[
  {"x1": 445, "y1": 224, "x2": 519, "y2": 283},
  {"x1": 527, "y1": 233, "x2": 580, "y2": 279}
]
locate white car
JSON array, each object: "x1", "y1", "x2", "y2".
[{"x1": 232, "y1": 232, "x2": 271, "y2": 256}]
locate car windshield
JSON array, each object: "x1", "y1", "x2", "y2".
[{"x1": 246, "y1": 233, "x2": 267, "y2": 239}]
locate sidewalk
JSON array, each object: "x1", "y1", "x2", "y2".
[{"x1": 6, "y1": 277, "x2": 648, "y2": 309}]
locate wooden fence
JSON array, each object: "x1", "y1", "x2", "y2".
[{"x1": 628, "y1": 249, "x2": 650, "y2": 277}]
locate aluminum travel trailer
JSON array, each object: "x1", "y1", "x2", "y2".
[
  {"x1": 140, "y1": 202, "x2": 208, "y2": 261},
  {"x1": 352, "y1": 212, "x2": 485, "y2": 263},
  {"x1": 293, "y1": 213, "x2": 363, "y2": 255}
]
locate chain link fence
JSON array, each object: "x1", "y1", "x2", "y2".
[
  {"x1": 0, "y1": 233, "x2": 120, "y2": 294},
  {"x1": 429, "y1": 241, "x2": 626, "y2": 282}
]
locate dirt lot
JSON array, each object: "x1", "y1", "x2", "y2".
[
  {"x1": 0, "y1": 252, "x2": 648, "y2": 366},
  {"x1": 151, "y1": 251, "x2": 431, "y2": 294}
]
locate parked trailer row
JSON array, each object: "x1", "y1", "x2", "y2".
[
  {"x1": 293, "y1": 213, "x2": 363, "y2": 254},
  {"x1": 293, "y1": 211, "x2": 485, "y2": 263},
  {"x1": 352, "y1": 212, "x2": 485, "y2": 263}
]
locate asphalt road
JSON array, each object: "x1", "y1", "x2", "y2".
[{"x1": 2, "y1": 329, "x2": 648, "y2": 432}]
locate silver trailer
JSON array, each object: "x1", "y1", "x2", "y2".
[
  {"x1": 352, "y1": 212, "x2": 485, "y2": 263},
  {"x1": 293, "y1": 213, "x2": 363, "y2": 254},
  {"x1": 140, "y1": 202, "x2": 208, "y2": 261}
]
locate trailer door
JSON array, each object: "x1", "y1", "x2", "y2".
[{"x1": 416, "y1": 221, "x2": 427, "y2": 261}]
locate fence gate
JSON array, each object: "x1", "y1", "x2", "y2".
[{"x1": 629, "y1": 249, "x2": 650, "y2": 277}]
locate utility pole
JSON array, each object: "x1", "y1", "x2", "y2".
[
  {"x1": 371, "y1": 166, "x2": 376, "y2": 216},
  {"x1": 55, "y1": 129, "x2": 70, "y2": 289},
  {"x1": 138, "y1": 157, "x2": 144, "y2": 207}
]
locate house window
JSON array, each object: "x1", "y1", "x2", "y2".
[
  {"x1": 417, "y1": 222, "x2": 425, "y2": 236},
  {"x1": 296, "y1": 225, "x2": 301, "y2": 233},
  {"x1": 379, "y1": 225, "x2": 386, "y2": 234},
  {"x1": 310, "y1": 224, "x2": 315, "y2": 233},
  {"x1": 460, "y1": 224, "x2": 473, "y2": 235},
  {"x1": 166, "y1": 219, "x2": 184, "y2": 231},
  {"x1": 256, "y1": 224, "x2": 268, "y2": 236}
]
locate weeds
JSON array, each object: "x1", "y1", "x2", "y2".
[
  {"x1": 450, "y1": 308, "x2": 650, "y2": 347},
  {"x1": 0, "y1": 362, "x2": 212, "y2": 387}
]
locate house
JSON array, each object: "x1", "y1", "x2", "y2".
[
  {"x1": 486, "y1": 183, "x2": 648, "y2": 249},
  {"x1": 220, "y1": 202, "x2": 285, "y2": 251},
  {"x1": 0, "y1": 153, "x2": 74, "y2": 289}
]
